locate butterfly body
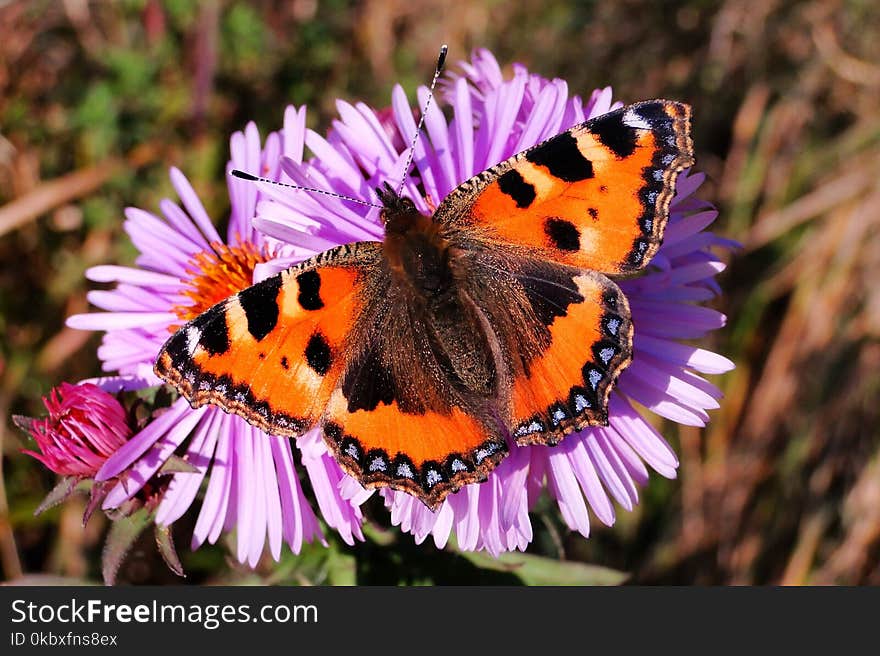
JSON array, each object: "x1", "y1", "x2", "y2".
[{"x1": 156, "y1": 100, "x2": 694, "y2": 509}]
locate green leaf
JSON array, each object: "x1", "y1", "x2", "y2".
[
  {"x1": 158, "y1": 455, "x2": 200, "y2": 475},
  {"x1": 325, "y1": 549, "x2": 357, "y2": 586},
  {"x1": 155, "y1": 524, "x2": 186, "y2": 579},
  {"x1": 34, "y1": 476, "x2": 81, "y2": 516},
  {"x1": 12, "y1": 414, "x2": 37, "y2": 435},
  {"x1": 82, "y1": 480, "x2": 109, "y2": 526},
  {"x1": 456, "y1": 547, "x2": 629, "y2": 586},
  {"x1": 101, "y1": 507, "x2": 151, "y2": 585}
]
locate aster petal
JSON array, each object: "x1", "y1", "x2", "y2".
[
  {"x1": 84, "y1": 265, "x2": 182, "y2": 289},
  {"x1": 169, "y1": 167, "x2": 222, "y2": 244},
  {"x1": 566, "y1": 438, "x2": 616, "y2": 527},
  {"x1": 604, "y1": 432, "x2": 651, "y2": 486},
  {"x1": 635, "y1": 335, "x2": 735, "y2": 375},
  {"x1": 513, "y1": 80, "x2": 567, "y2": 151},
  {"x1": 661, "y1": 210, "x2": 720, "y2": 247},
  {"x1": 608, "y1": 395, "x2": 679, "y2": 476},
  {"x1": 620, "y1": 374, "x2": 709, "y2": 426},
  {"x1": 282, "y1": 105, "x2": 307, "y2": 165},
  {"x1": 155, "y1": 408, "x2": 223, "y2": 525},
  {"x1": 158, "y1": 199, "x2": 213, "y2": 251},
  {"x1": 101, "y1": 403, "x2": 206, "y2": 507},
  {"x1": 81, "y1": 375, "x2": 156, "y2": 393},
  {"x1": 547, "y1": 445, "x2": 592, "y2": 537},
  {"x1": 89, "y1": 285, "x2": 176, "y2": 312},
  {"x1": 626, "y1": 359, "x2": 721, "y2": 411},
  {"x1": 271, "y1": 436, "x2": 325, "y2": 552},
  {"x1": 334, "y1": 99, "x2": 398, "y2": 175},
  {"x1": 498, "y1": 440, "x2": 532, "y2": 529},
  {"x1": 235, "y1": 423, "x2": 266, "y2": 566},
  {"x1": 256, "y1": 436, "x2": 284, "y2": 561},
  {"x1": 391, "y1": 84, "x2": 440, "y2": 207},
  {"x1": 304, "y1": 129, "x2": 365, "y2": 195},
  {"x1": 124, "y1": 207, "x2": 203, "y2": 262},
  {"x1": 589, "y1": 429, "x2": 637, "y2": 511},
  {"x1": 429, "y1": 502, "x2": 455, "y2": 549},
  {"x1": 673, "y1": 170, "x2": 706, "y2": 202},
  {"x1": 450, "y1": 77, "x2": 475, "y2": 181},
  {"x1": 630, "y1": 301, "x2": 727, "y2": 340},
  {"x1": 450, "y1": 486, "x2": 480, "y2": 551},
  {"x1": 228, "y1": 129, "x2": 258, "y2": 241},
  {"x1": 67, "y1": 311, "x2": 176, "y2": 331},
  {"x1": 298, "y1": 430, "x2": 364, "y2": 545},
  {"x1": 586, "y1": 86, "x2": 615, "y2": 118},
  {"x1": 418, "y1": 85, "x2": 457, "y2": 197},
  {"x1": 478, "y1": 71, "x2": 526, "y2": 171},
  {"x1": 196, "y1": 427, "x2": 235, "y2": 546}
]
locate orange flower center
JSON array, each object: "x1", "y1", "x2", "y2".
[{"x1": 172, "y1": 240, "x2": 274, "y2": 324}]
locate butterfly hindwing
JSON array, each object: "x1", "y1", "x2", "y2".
[
  {"x1": 155, "y1": 242, "x2": 382, "y2": 436},
  {"x1": 319, "y1": 276, "x2": 508, "y2": 510},
  {"x1": 465, "y1": 254, "x2": 633, "y2": 447},
  {"x1": 436, "y1": 100, "x2": 694, "y2": 275},
  {"x1": 323, "y1": 389, "x2": 507, "y2": 510},
  {"x1": 510, "y1": 264, "x2": 632, "y2": 445}
]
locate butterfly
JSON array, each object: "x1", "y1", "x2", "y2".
[{"x1": 155, "y1": 97, "x2": 694, "y2": 511}]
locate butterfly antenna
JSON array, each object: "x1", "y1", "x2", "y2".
[
  {"x1": 395, "y1": 44, "x2": 448, "y2": 197},
  {"x1": 230, "y1": 169, "x2": 382, "y2": 208}
]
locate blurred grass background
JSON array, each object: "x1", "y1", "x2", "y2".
[{"x1": 1, "y1": 0, "x2": 879, "y2": 585}]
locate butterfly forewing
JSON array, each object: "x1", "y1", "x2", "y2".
[
  {"x1": 155, "y1": 242, "x2": 382, "y2": 437},
  {"x1": 435, "y1": 100, "x2": 694, "y2": 275}
]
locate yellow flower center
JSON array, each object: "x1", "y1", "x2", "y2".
[{"x1": 172, "y1": 240, "x2": 274, "y2": 325}]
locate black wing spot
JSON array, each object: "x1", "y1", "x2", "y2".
[
  {"x1": 196, "y1": 307, "x2": 230, "y2": 355},
  {"x1": 544, "y1": 218, "x2": 581, "y2": 252},
  {"x1": 296, "y1": 270, "x2": 324, "y2": 311},
  {"x1": 526, "y1": 132, "x2": 594, "y2": 182},
  {"x1": 305, "y1": 332, "x2": 332, "y2": 376},
  {"x1": 633, "y1": 101, "x2": 672, "y2": 126},
  {"x1": 238, "y1": 276, "x2": 281, "y2": 341},
  {"x1": 588, "y1": 207, "x2": 599, "y2": 220},
  {"x1": 497, "y1": 169, "x2": 537, "y2": 209},
  {"x1": 592, "y1": 111, "x2": 638, "y2": 159},
  {"x1": 280, "y1": 355, "x2": 290, "y2": 370}
]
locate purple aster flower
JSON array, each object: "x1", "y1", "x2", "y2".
[
  {"x1": 67, "y1": 108, "x2": 365, "y2": 566},
  {"x1": 253, "y1": 48, "x2": 734, "y2": 555}
]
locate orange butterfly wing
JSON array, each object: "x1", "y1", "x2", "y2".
[
  {"x1": 154, "y1": 242, "x2": 381, "y2": 436},
  {"x1": 323, "y1": 390, "x2": 506, "y2": 511},
  {"x1": 506, "y1": 266, "x2": 633, "y2": 445},
  {"x1": 438, "y1": 100, "x2": 692, "y2": 449},
  {"x1": 435, "y1": 100, "x2": 694, "y2": 275}
]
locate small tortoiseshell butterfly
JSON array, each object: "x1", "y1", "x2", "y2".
[{"x1": 155, "y1": 66, "x2": 694, "y2": 510}]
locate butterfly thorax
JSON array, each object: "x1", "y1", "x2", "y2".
[
  {"x1": 378, "y1": 187, "x2": 497, "y2": 397},
  {"x1": 382, "y1": 199, "x2": 451, "y2": 296}
]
